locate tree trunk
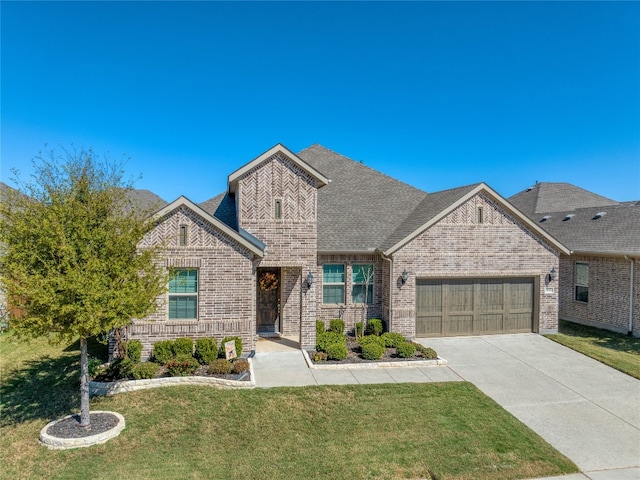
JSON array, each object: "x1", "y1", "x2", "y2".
[{"x1": 79, "y1": 336, "x2": 91, "y2": 428}]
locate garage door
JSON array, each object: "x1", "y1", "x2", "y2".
[{"x1": 416, "y1": 278, "x2": 535, "y2": 337}]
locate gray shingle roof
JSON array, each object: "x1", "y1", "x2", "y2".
[
  {"x1": 125, "y1": 189, "x2": 167, "y2": 214},
  {"x1": 509, "y1": 182, "x2": 619, "y2": 215},
  {"x1": 199, "y1": 192, "x2": 238, "y2": 229},
  {"x1": 297, "y1": 144, "x2": 429, "y2": 252},
  {"x1": 509, "y1": 183, "x2": 640, "y2": 255}
]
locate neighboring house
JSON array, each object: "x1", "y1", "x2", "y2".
[
  {"x1": 509, "y1": 182, "x2": 640, "y2": 337},
  {"x1": 125, "y1": 143, "x2": 568, "y2": 359}
]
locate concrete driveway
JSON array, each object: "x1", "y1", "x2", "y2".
[{"x1": 420, "y1": 334, "x2": 640, "y2": 478}]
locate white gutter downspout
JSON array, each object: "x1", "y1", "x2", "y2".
[
  {"x1": 626, "y1": 256, "x2": 635, "y2": 335},
  {"x1": 382, "y1": 255, "x2": 393, "y2": 333}
]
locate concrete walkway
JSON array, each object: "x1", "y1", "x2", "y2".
[{"x1": 251, "y1": 333, "x2": 640, "y2": 480}]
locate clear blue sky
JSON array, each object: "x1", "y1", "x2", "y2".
[{"x1": 2, "y1": 1, "x2": 639, "y2": 203}]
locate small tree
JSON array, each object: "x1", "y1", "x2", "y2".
[
  {"x1": 0, "y1": 147, "x2": 166, "y2": 428},
  {"x1": 354, "y1": 264, "x2": 374, "y2": 338}
]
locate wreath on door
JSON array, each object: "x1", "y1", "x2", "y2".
[{"x1": 259, "y1": 272, "x2": 279, "y2": 291}]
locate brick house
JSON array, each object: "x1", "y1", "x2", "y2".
[
  {"x1": 510, "y1": 182, "x2": 640, "y2": 337},
  {"x1": 127, "y1": 144, "x2": 569, "y2": 359}
]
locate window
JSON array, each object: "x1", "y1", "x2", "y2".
[
  {"x1": 477, "y1": 207, "x2": 484, "y2": 224},
  {"x1": 168, "y1": 268, "x2": 198, "y2": 319},
  {"x1": 322, "y1": 264, "x2": 345, "y2": 304},
  {"x1": 575, "y1": 262, "x2": 589, "y2": 302},
  {"x1": 274, "y1": 199, "x2": 282, "y2": 219},
  {"x1": 352, "y1": 264, "x2": 374, "y2": 304},
  {"x1": 179, "y1": 225, "x2": 188, "y2": 246}
]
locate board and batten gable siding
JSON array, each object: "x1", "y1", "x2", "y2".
[
  {"x1": 130, "y1": 206, "x2": 257, "y2": 360},
  {"x1": 390, "y1": 192, "x2": 561, "y2": 338},
  {"x1": 559, "y1": 254, "x2": 640, "y2": 337},
  {"x1": 235, "y1": 152, "x2": 320, "y2": 348}
]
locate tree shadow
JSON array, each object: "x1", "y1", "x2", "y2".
[
  {"x1": 559, "y1": 320, "x2": 640, "y2": 354},
  {"x1": 63, "y1": 336, "x2": 109, "y2": 360},
  {"x1": 0, "y1": 353, "x2": 80, "y2": 427}
]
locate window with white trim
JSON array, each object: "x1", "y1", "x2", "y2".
[
  {"x1": 322, "y1": 264, "x2": 345, "y2": 304},
  {"x1": 168, "y1": 268, "x2": 198, "y2": 319},
  {"x1": 352, "y1": 264, "x2": 374, "y2": 304},
  {"x1": 575, "y1": 262, "x2": 589, "y2": 302}
]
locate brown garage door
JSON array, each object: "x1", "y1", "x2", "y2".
[{"x1": 416, "y1": 278, "x2": 535, "y2": 337}]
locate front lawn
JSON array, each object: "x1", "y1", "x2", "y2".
[
  {"x1": 1, "y1": 331, "x2": 577, "y2": 480},
  {"x1": 545, "y1": 320, "x2": 640, "y2": 380}
]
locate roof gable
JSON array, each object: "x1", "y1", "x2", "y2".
[
  {"x1": 510, "y1": 182, "x2": 619, "y2": 215},
  {"x1": 153, "y1": 196, "x2": 264, "y2": 257},
  {"x1": 228, "y1": 144, "x2": 329, "y2": 194}
]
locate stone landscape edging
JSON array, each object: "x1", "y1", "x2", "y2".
[
  {"x1": 302, "y1": 349, "x2": 447, "y2": 369},
  {"x1": 40, "y1": 411, "x2": 125, "y2": 450},
  {"x1": 89, "y1": 358, "x2": 255, "y2": 396}
]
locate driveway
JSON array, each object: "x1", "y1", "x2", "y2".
[{"x1": 420, "y1": 334, "x2": 640, "y2": 477}]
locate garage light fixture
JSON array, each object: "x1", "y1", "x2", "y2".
[
  {"x1": 547, "y1": 267, "x2": 557, "y2": 283},
  {"x1": 306, "y1": 271, "x2": 315, "y2": 288},
  {"x1": 400, "y1": 269, "x2": 409, "y2": 286}
]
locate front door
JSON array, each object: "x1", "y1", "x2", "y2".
[{"x1": 257, "y1": 268, "x2": 280, "y2": 334}]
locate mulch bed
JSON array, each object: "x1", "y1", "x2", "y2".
[
  {"x1": 47, "y1": 412, "x2": 119, "y2": 439},
  {"x1": 93, "y1": 363, "x2": 251, "y2": 383},
  {"x1": 310, "y1": 336, "x2": 436, "y2": 365}
]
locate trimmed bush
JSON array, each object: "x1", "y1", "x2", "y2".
[
  {"x1": 131, "y1": 362, "x2": 159, "y2": 380},
  {"x1": 316, "y1": 320, "x2": 326, "y2": 335},
  {"x1": 316, "y1": 332, "x2": 345, "y2": 353},
  {"x1": 325, "y1": 342, "x2": 348, "y2": 361},
  {"x1": 109, "y1": 357, "x2": 135, "y2": 379},
  {"x1": 414, "y1": 344, "x2": 438, "y2": 359},
  {"x1": 173, "y1": 337, "x2": 194, "y2": 357},
  {"x1": 208, "y1": 358, "x2": 232, "y2": 375},
  {"x1": 396, "y1": 341, "x2": 416, "y2": 358},
  {"x1": 195, "y1": 338, "x2": 218, "y2": 365},
  {"x1": 219, "y1": 336, "x2": 243, "y2": 358},
  {"x1": 166, "y1": 354, "x2": 199, "y2": 376},
  {"x1": 231, "y1": 358, "x2": 250, "y2": 374},
  {"x1": 123, "y1": 339, "x2": 143, "y2": 363},
  {"x1": 312, "y1": 351, "x2": 328, "y2": 362},
  {"x1": 361, "y1": 341, "x2": 385, "y2": 360},
  {"x1": 329, "y1": 318, "x2": 345, "y2": 335},
  {"x1": 152, "y1": 340, "x2": 174, "y2": 364},
  {"x1": 359, "y1": 334, "x2": 385, "y2": 348},
  {"x1": 381, "y1": 332, "x2": 406, "y2": 348},
  {"x1": 366, "y1": 318, "x2": 384, "y2": 336},
  {"x1": 88, "y1": 357, "x2": 104, "y2": 378}
]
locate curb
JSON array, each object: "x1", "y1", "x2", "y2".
[
  {"x1": 301, "y1": 349, "x2": 447, "y2": 370},
  {"x1": 40, "y1": 411, "x2": 125, "y2": 450}
]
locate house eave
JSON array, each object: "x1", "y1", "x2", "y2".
[{"x1": 568, "y1": 250, "x2": 640, "y2": 259}]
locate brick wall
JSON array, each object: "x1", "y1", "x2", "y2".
[
  {"x1": 125, "y1": 206, "x2": 257, "y2": 360},
  {"x1": 236, "y1": 152, "x2": 318, "y2": 348},
  {"x1": 391, "y1": 193, "x2": 560, "y2": 338},
  {"x1": 560, "y1": 255, "x2": 639, "y2": 336},
  {"x1": 316, "y1": 254, "x2": 384, "y2": 335}
]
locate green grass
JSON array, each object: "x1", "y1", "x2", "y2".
[
  {"x1": 0, "y1": 331, "x2": 578, "y2": 480},
  {"x1": 545, "y1": 320, "x2": 640, "y2": 380}
]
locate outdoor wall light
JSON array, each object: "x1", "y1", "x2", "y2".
[
  {"x1": 547, "y1": 267, "x2": 557, "y2": 283},
  {"x1": 401, "y1": 269, "x2": 409, "y2": 285},
  {"x1": 306, "y1": 271, "x2": 315, "y2": 288}
]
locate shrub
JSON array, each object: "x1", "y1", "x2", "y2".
[
  {"x1": 316, "y1": 332, "x2": 345, "y2": 353},
  {"x1": 173, "y1": 337, "x2": 194, "y2": 357},
  {"x1": 166, "y1": 354, "x2": 199, "y2": 376},
  {"x1": 359, "y1": 334, "x2": 385, "y2": 348},
  {"x1": 131, "y1": 362, "x2": 159, "y2": 380},
  {"x1": 123, "y1": 339, "x2": 143, "y2": 363},
  {"x1": 88, "y1": 356, "x2": 104, "y2": 378},
  {"x1": 312, "y1": 351, "x2": 328, "y2": 362},
  {"x1": 355, "y1": 322, "x2": 363, "y2": 337},
  {"x1": 208, "y1": 358, "x2": 232, "y2": 375},
  {"x1": 361, "y1": 341, "x2": 385, "y2": 360},
  {"x1": 316, "y1": 320, "x2": 326, "y2": 335},
  {"x1": 194, "y1": 338, "x2": 218, "y2": 365},
  {"x1": 396, "y1": 341, "x2": 416, "y2": 358},
  {"x1": 366, "y1": 318, "x2": 384, "y2": 336},
  {"x1": 381, "y1": 332, "x2": 406, "y2": 348},
  {"x1": 325, "y1": 342, "x2": 348, "y2": 361},
  {"x1": 415, "y1": 344, "x2": 438, "y2": 359},
  {"x1": 329, "y1": 318, "x2": 345, "y2": 335},
  {"x1": 231, "y1": 358, "x2": 250, "y2": 374},
  {"x1": 152, "y1": 340, "x2": 174, "y2": 364},
  {"x1": 219, "y1": 336, "x2": 243, "y2": 358},
  {"x1": 108, "y1": 357, "x2": 135, "y2": 379}
]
